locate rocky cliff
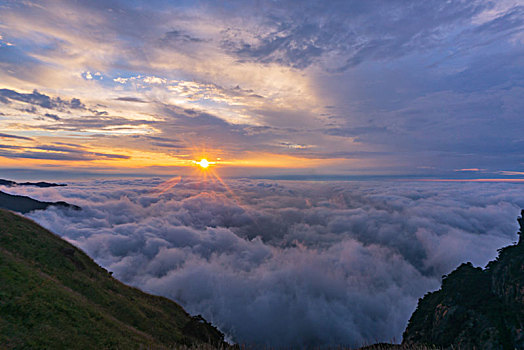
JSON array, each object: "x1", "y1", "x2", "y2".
[{"x1": 402, "y1": 210, "x2": 524, "y2": 349}]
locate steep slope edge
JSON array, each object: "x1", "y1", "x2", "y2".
[
  {"x1": 402, "y1": 210, "x2": 524, "y2": 350},
  {"x1": 0, "y1": 209, "x2": 225, "y2": 349}
]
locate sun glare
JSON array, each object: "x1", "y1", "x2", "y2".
[
  {"x1": 194, "y1": 158, "x2": 216, "y2": 169},
  {"x1": 198, "y1": 159, "x2": 209, "y2": 168}
]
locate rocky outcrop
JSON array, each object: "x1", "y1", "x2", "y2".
[{"x1": 403, "y1": 210, "x2": 524, "y2": 349}]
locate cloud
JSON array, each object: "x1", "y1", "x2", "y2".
[
  {"x1": 214, "y1": 0, "x2": 523, "y2": 71},
  {"x1": 161, "y1": 30, "x2": 206, "y2": 44},
  {"x1": 0, "y1": 143, "x2": 130, "y2": 161},
  {"x1": 0, "y1": 133, "x2": 33, "y2": 141},
  {"x1": 0, "y1": 88, "x2": 85, "y2": 110},
  {"x1": 11, "y1": 178, "x2": 522, "y2": 348},
  {"x1": 37, "y1": 115, "x2": 157, "y2": 133},
  {"x1": 44, "y1": 113, "x2": 60, "y2": 121},
  {"x1": 114, "y1": 96, "x2": 148, "y2": 103}
]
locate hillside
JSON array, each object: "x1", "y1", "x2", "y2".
[
  {"x1": 402, "y1": 210, "x2": 524, "y2": 349},
  {"x1": 0, "y1": 190, "x2": 80, "y2": 213},
  {"x1": 0, "y1": 209, "x2": 225, "y2": 349}
]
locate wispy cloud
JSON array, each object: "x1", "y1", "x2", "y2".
[
  {"x1": 0, "y1": 88, "x2": 85, "y2": 110},
  {"x1": 0, "y1": 132, "x2": 33, "y2": 141},
  {"x1": 0, "y1": 143, "x2": 130, "y2": 161},
  {"x1": 455, "y1": 168, "x2": 484, "y2": 172},
  {"x1": 498, "y1": 171, "x2": 524, "y2": 176}
]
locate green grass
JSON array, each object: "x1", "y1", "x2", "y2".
[{"x1": 0, "y1": 209, "x2": 224, "y2": 349}]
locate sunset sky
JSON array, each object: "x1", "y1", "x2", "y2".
[{"x1": 0, "y1": 0, "x2": 522, "y2": 178}]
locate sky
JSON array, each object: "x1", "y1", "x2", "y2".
[
  {"x1": 3, "y1": 178, "x2": 521, "y2": 347},
  {"x1": 0, "y1": 0, "x2": 523, "y2": 178}
]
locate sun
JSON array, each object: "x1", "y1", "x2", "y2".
[
  {"x1": 193, "y1": 158, "x2": 216, "y2": 169},
  {"x1": 197, "y1": 158, "x2": 209, "y2": 168}
]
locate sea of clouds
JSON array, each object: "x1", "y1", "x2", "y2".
[{"x1": 4, "y1": 178, "x2": 524, "y2": 347}]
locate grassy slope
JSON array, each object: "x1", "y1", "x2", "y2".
[{"x1": 0, "y1": 209, "x2": 224, "y2": 349}]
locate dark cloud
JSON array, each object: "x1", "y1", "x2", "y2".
[
  {"x1": 114, "y1": 96, "x2": 148, "y2": 103},
  {"x1": 35, "y1": 115, "x2": 155, "y2": 132},
  {"x1": 70, "y1": 98, "x2": 85, "y2": 109},
  {"x1": 0, "y1": 133, "x2": 33, "y2": 141},
  {"x1": 0, "y1": 144, "x2": 23, "y2": 149},
  {"x1": 223, "y1": 23, "x2": 323, "y2": 69},
  {"x1": 21, "y1": 106, "x2": 38, "y2": 114},
  {"x1": 0, "y1": 143, "x2": 129, "y2": 161},
  {"x1": 151, "y1": 142, "x2": 184, "y2": 148},
  {"x1": 161, "y1": 30, "x2": 206, "y2": 44},
  {"x1": 14, "y1": 178, "x2": 523, "y2": 348},
  {"x1": 0, "y1": 88, "x2": 86, "y2": 111},
  {"x1": 145, "y1": 135, "x2": 181, "y2": 142},
  {"x1": 44, "y1": 113, "x2": 60, "y2": 121},
  {"x1": 0, "y1": 88, "x2": 55, "y2": 108}
]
